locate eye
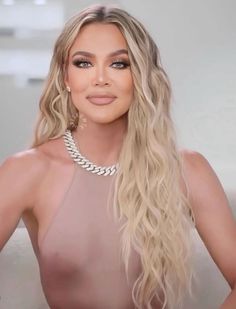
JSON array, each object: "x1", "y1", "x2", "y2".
[
  {"x1": 72, "y1": 58, "x2": 130, "y2": 69},
  {"x1": 111, "y1": 61, "x2": 130, "y2": 69},
  {"x1": 72, "y1": 59, "x2": 92, "y2": 68}
]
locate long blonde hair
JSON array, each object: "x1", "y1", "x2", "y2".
[{"x1": 31, "y1": 4, "x2": 195, "y2": 308}]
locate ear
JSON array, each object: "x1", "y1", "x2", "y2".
[
  {"x1": 63, "y1": 64, "x2": 69, "y2": 89},
  {"x1": 64, "y1": 75, "x2": 69, "y2": 89},
  {"x1": 64, "y1": 79, "x2": 71, "y2": 92}
]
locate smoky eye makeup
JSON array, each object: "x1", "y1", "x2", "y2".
[
  {"x1": 72, "y1": 57, "x2": 130, "y2": 69},
  {"x1": 111, "y1": 58, "x2": 130, "y2": 69},
  {"x1": 72, "y1": 58, "x2": 91, "y2": 68}
]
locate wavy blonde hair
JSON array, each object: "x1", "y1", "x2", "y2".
[{"x1": 31, "y1": 4, "x2": 195, "y2": 308}]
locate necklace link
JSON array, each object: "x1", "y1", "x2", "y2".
[{"x1": 63, "y1": 130, "x2": 118, "y2": 176}]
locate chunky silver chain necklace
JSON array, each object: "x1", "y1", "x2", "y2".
[{"x1": 63, "y1": 129, "x2": 118, "y2": 176}]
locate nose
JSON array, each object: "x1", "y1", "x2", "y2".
[{"x1": 92, "y1": 65, "x2": 110, "y2": 86}]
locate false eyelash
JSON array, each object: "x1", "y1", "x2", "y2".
[
  {"x1": 72, "y1": 58, "x2": 91, "y2": 68},
  {"x1": 112, "y1": 60, "x2": 130, "y2": 69},
  {"x1": 72, "y1": 58, "x2": 130, "y2": 69}
]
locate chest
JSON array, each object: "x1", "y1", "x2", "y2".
[
  {"x1": 31, "y1": 164, "x2": 124, "y2": 262},
  {"x1": 36, "y1": 169, "x2": 142, "y2": 292}
]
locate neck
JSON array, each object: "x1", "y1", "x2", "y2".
[{"x1": 73, "y1": 116, "x2": 127, "y2": 166}]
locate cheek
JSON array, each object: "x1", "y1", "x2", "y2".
[
  {"x1": 117, "y1": 73, "x2": 134, "y2": 97},
  {"x1": 126, "y1": 81, "x2": 134, "y2": 105},
  {"x1": 118, "y1": 76, "x2": 134, "y2": 112},
  {"x1": 67, "y1": 68, "x2": 89, "y2": 93}
]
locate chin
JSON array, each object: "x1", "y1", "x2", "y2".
[
  {"x1": 91, "y1": 117, "x2": 120, "y2": 125},
  {"x1": 87, "y1": 110, "x2": 128, "y2": 124}
]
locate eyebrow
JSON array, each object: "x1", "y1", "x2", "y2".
[{"x1": 72, "y1": 49, "x2": 128, "y2": 58}]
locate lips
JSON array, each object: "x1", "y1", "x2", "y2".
[{"x1": 87, "y1": 94, "x2": 117, "y2": 105}]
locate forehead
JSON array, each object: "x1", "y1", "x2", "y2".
[{"x1": 70, "y1": 23, "x2": 128, "y2": 55}]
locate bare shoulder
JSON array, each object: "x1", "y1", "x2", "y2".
[
  {"x1": 0, "y1": 136, "x2": 71, "y2": 249},
  {"x1": 179, "y1": 148, "x2": 224, "y2": 204},
  {"x1": 179, "y1": 148, "x2": 208, "y2": 169},
  {"x1": 1, "y1": 135, "x2": 69, "y2": 172},
  {"x1": 0, "y1": 149, "x2": 48, "y2": 212},
  {"x1": 1, "y1": 147, "x2": 49, "y2": 182},
  {"x1": 0, "y1": 149, "x2": 50, "y2": 244},
  {"x1": 179, "y1": 148, "x2": 233, "y2": 225},
  {"x1": 0, "y1": 135, "x2": 68, "y2": 210},
  {"x1": 179, "y1": 151, "x2": 236, "y2": 289}
]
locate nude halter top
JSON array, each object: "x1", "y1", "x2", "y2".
[{"x1": 38, "y1": 162, "x2": 142, "y2": 309}]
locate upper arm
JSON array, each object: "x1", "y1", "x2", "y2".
[
  {"x1": 0, "y1": 150, "x2": 47, "y2": 251},
  {"x1": 181, "y1": 150, "x2": 236, "y2": 289}
]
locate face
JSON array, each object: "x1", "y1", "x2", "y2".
[{"x1": 65, "y1": 23, "x2": 134, "y2": 126}]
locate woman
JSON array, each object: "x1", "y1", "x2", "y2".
[{"x1": 0, "y1": 4, "x2": 235, "y2": 309}]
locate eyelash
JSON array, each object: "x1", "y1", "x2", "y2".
[{"x1": 72, "y1": 58, "x2": 130, "y2": 69}]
